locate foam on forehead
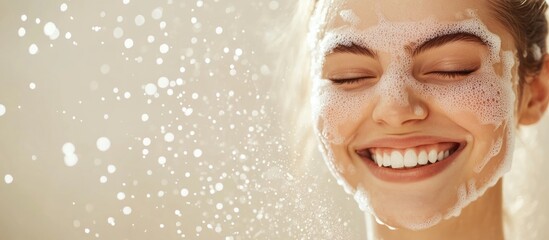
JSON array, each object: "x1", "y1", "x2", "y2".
[{"x1": 314, "y1": 14, "x2": 502, "y2": 75}]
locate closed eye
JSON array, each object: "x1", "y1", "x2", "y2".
[
  {"x1": 329, "y1": 76, "x2": 376, "y2": 85},
  {"x1": 426, "y1": 69, "x2": 477, "y2": 79}
]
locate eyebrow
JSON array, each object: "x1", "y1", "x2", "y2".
[
  {"x1": 327, "y1": 32, "x2": 486, "y2": 58},
  {"x1": 330, "y1": 43, "x2": 378, "y2": 58},
  {"x1": 411, "y1": 32, "x2": 486, "y2": 56}
]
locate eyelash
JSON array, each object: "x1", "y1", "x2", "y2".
[
  {"x1": 330, "y1": 77, "x2": 374, "y2": 85},
  {"x1": 429, "y1": 69, "x2": 477, "y2": 78},
  {"x1": 329, "y1": 69, "x2": 476, "y2": 85}
]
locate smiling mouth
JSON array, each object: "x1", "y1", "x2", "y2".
[{"x1": 356, "y1": 142, "x2": 461, "y2": 169}]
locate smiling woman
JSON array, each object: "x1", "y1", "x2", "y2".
[{"x1": 282, "y1": 0, "x2": 549, "y2": 239}]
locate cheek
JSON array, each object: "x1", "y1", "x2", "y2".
[
  {"x1": 311, "y1": 82, "x2": 375, "y2": 144},
  {"x1": 416, "y1": 52, "x2": 516, "y2": 127}
]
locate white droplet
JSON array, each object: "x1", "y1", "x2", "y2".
[
  {"x1": 29, "y1": 82, "x2": 36, "y2": 90},
  {"x1": 107, "y1": 164, "x2": 116, "y2": 174},
  {"x1": 141, "y1": 113, "x2": 149, "y2": 122},
  {"x1": 113, "y1": 27, "x2": 124, "y2": 39},
  {"x1": 142, "y1": 137, "x2": 151, "y2": 146},
  {"x1": 151, "y1": 7, "x2": 163, "y2": 20},
  {"x1": 164, "y1": 132, "x2": 174, "y2": 142},
  {"x1": 0, "y1": 104, "x2": 6, "y2": 117},
  {"x1": 157, "y1": 76, "x2": 169, "y2": 88},
  {"x1": 60, "y1": 3, "x2": 68, "y2": 12},
  {"x1": 159, "y1": 43, "x2": 169, "y2": 54},
  {"x1": 29, "y1": 44, "x2": 38, "y2": 55},
  {"x1": 122, "y1": 0, "x2": 130, "y2": 5},
  {"x1": 99, "y1": 175, "x2": 107, "y2": 183},
  {"x1": 124, "y1": 38, "x2": 133, "y2": 48},
  {"x1": 4, "y1": 174, "x2": 14, "y2": 184},
  {"x1": 215, "y1": 27, "x2": 223, "y2": 34},
  {"x1": 235, "y1": 48, "x2": 243, "y2": 56},
  {"x1": 107, "y1": 217, "x2": 116, "y2": 226},
  {"x1": 180, "y1": 188, "x2": 189, "y2": 197},
  {"x1": 18, "y1": 27, "x2": 26, "y2": 37},
  {"x1": 100, "y1": 64, "x2": 110, "y2": 74},
  {"x1": 62, "y1": 142, "x2": 76, "y2": 154},
  {"x1": 116, "y1": 192, "x2": 126, "y2": 200},
  {"x1": 158, "y1": 156, "x2": 166, "y2": 165},
  {"x1": 134, "y1": 15, "x2": 145, "y2": 26},
  {"x1": 21, "y1": 15, "x2": 27, "y2": 22},
  {"x1": 43, "y1": 22, "x2": 57, "y2": 36},
  {"x1": 193, "y1": 149, "x2": 202, "y2": 158},
  {"x1": 215, "y1": 183, "x2": 223, "y2": 191},
  {"x1": 96, "y1": 137, "x2": 111, "y2": 152},
  {"x1": 144, "y1": 83, "x2": 157, "y2": 95},
  {"x1": 122, "y1": 206, "x2": 132, "y2": 215},
  {"x1": 65, "y1": 32, "x2": 72, "y2": 39},
  {"x1": 64, "y1": 154, "x2": 79, "y2": 167}
]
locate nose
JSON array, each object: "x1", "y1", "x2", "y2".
[{"x1": 372, "y1": 91, "x2": 428, "y2": 127}]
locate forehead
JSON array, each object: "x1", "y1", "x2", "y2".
[{"x1": 322, "y1": 0, "x2": 492, "y2": 30}]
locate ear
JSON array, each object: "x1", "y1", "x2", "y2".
[{"x1": 518, "y1": 54, "x2": 549, "y2": 125}]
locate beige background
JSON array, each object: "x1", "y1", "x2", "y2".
[{"x1": 0, "y1": 0, "x2": 363, "y2": 239}]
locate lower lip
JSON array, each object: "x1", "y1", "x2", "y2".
[{"x1": 361, "y1": 146, "x2": 464, "y2": 183}]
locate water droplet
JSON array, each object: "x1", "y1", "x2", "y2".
[
  {"x1": 164, "y1": 132, "x2": 174, "y2": 142},
  {"x1": 0, "y1": 104, "x2": 6, "y2": 117},
  {"x1": 18, "y1": 27, "x2": 26, "y2": 37},
  {"x1": 43, "y1": 22, "x2": 59, "y2": 40},
  {"x1": 96, "y1": 137, "x2": 111, "y2": 152},
  {"x1": 28, "y1": 44, "x2": 38, "y2": 55},
  {"x1": 141, "y1": 113, "x2": 149, "y2": 122},
  {"x1": 158, "y1": 156, "x2": 166, "y2": 165},
  {"x1": 157, "y1": 76, "x2": 169, "y2": 88},
  {"x1": 180, "y1": 188, "x2": 189, "y2": 197},
  {"x1": 193, "y1": 149, "x2": 202, "y2": 158},
  {"x1": 124, "y1": 38, "x2": 133, "y2": 48},
  {"x1": 215, "y1": 26, "x2": 223, "y2": 34},
  {"x1": 159, "y1": 44, "x2": 169, "y2": 54},
  {"x1": 4, "y1": 174, "x2": 14, "y2": 184},
  {"x1": 122, "y1": 206, "x2": 132, "y2": 215},
  {"x1": 151, "y1": 7, "x2": 163, "y2": 20},
  {"x1": 60, "y1": 3, "x2": 68, "y2": 12},
  {"x1": 144, "y1": 83, "x2": 157, "y2": 95},
  {"x1": 107, "y1": 164, "x2": 116, "y2": 174},
  {"x1": 100, "y1": 64, "x2": 110, "y2": 74},
  {"x1": 29, "y1": 82, "x2": 36, "y2": 90},
  {"x1": 134, "y1": 15, "x2": 145, "y2": 26},
  {"x1": 113, "y1": 27, "x2": 124, "y2": 39},
  {"x1": 117, "y1": 192, "x2": 126, "y2": 200}
]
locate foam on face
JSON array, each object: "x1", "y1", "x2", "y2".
[{"x1": 309, "y1": 3, "x2": 518, "y2": 230}]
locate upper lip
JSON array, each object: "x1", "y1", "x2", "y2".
[{"x1": 355, "y1": 135, "x2": 465, "y2": 151}]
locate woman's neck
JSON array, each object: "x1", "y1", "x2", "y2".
[{"x1": 367, "y1": 180, "x2": 504, "y2": 240}]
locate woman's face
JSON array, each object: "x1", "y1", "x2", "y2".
[{"x1": 311, "y1": 0, "x2": 520, "y2": 229}]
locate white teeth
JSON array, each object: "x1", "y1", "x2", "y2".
[
  {"x1": 428, "y1": 150, "x2": 438, "y2": 163},
  {"x1": 390, "y1": 151, "x2": 404, "y2": 169},
  {"x1": 383, "y1": 153, "x2": 391, "y2": 167},
  {"x1": 403, "y1": 149, "x2": 417, "y2": 167},
  {"x1": 376, "y1": 153, "x2": 383, "y2": 167},
  {"x1": 418, "y1": 151, "x2": 428, "y2": 165},
  {"x1": 369, "y1": 147, "x2": 456, "y2": 168}
]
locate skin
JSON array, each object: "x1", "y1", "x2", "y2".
[{"x1": 312, "y1": 0, "x2": 549, "y2": 239}]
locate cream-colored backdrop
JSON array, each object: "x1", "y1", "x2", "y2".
[{"x1": 0, "y1": 0, "x2": 363, "y2": 239}]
